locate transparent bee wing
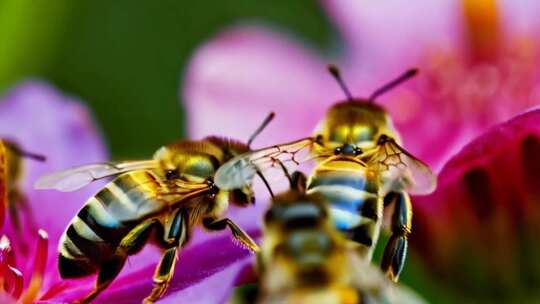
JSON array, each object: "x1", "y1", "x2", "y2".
[
  {"x1": 104, "y1": 178, "x2": 214, "y2": 221},
  {"x1": 34, "y1": 160, "x2": 159, "y2": 192},
  {"x1": 346, "y1": 255, "x2": 427, "y2": 304},
  {"x1": 157, "y1": 179, "x2": 214, "y2": 204},
  {"x1": 367, "y1": 138, "x2": 436, "y2": 195},
  {"x1": 214, "y1": 138, "x2": 316, "y2": 190}
]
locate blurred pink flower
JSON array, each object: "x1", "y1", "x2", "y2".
[
  {"x1": 0, "y1": 80, "x2": 106, "y2": 301},
  {"x1": 183, "y1": 0, "x2": 540, "y2": 301},
  {"x1": 184, "y1": 0, "x2": 540, "y2": 171},
  {"x1": 412, "y1": 109, "x2": 540, "y2": 301},
  {"x1": 0, "y1": 81, "x2": 255, "y2": 303}
]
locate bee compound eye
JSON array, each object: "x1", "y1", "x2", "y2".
[
  {"x1": 206, "y1": 179, "x2": 219, "y2": 193},
  {"x1": 354, "y1": 147, "x2": 363, "y2": 156},
  {"x1": 334, "y1": 147, "x2": 342, "y2": 155},
  {"x1": 165, "y1": 169, "x2": 179, "y2": 180}
]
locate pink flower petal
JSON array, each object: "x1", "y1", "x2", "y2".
[
  {"x1": 44, "y1": 233, "x2": 256, "y2": 303},
  {"x1": 0, "y1": 80, "x2": 107, "y2": 289},
  {"x1": 412, "y1": 109, "x2": 540, "y2": 299},
  {"x1": 498, "y1": 0, "x2": 540, "y2": 35},
  {"x1": 181, "y1": 21, "x2": 465, "y2": 171},
  {"x1": 321, "y1": 0, "x2": 461, "y2": 72},
  {"x1": 0, "y1": 80, "x2": 107, "y2": 237},
  {"x1": 321, "y1": 0, "x2": 540, "y2": 170},
  {"x1": 183, "y1": 25, "x2": 342, "y2": 145}
]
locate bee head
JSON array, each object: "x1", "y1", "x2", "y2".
[
  {"x1": 204, "y1": 136, "x2": 250, "y2": 162},
  {"x1": 314, "y1": 102, "x2": 400, "y2": 153},
  {"x1": 315, "y1": 65, "x2": 417, "y2": 153},
  {"x1": 283, "y1": 230, "x2": 335, "y2": 276}
]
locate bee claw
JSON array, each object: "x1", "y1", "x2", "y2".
[{"x1": 230, "y1": 237, "x2": 259, "y2": 252}]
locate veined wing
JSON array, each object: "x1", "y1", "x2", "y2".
[
  {"x1": 86, "y1": 172, "x2": 214, "y2": 221},
  {"x1": 367, "y1": 136, "x2": 436, "y2": 195},
  {"x1": 214, "y1": 138, "x2": 318, "y2": 190},
  {"x1": 157, "y1": 178, "x2": 216, "y2": 205},
  {"x1": 34, "y1": 160, "x2": 159, "y2": 192}
]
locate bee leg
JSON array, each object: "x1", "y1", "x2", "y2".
[
  {"x1": 7, "y1": 190, "x2": 22, "y2": 225},
  {"x1": 144, "y1": 209, "x2": 188, "y2": 303},
  {"x1": 76, "y1": 255, "x2": 126, "y2": 304},
  {"x1": 7, "y1": 194, "x2": 33, "y2": 254},
  {"x1": 17, "y1": 192, "x2": 35, "y2": 225},
  {"x1": 8, "y1": 198, "x2": 21, "y2": 230},
  {"x1": 381, "y1": 191, "x2": 412, "y2": 282},
  {"x1": 78, "y1": 219, "x2": 159, "y2": 303},
  {"x1": 7, "y1": 201, "x2": 29, "y2": 257},
  {"x1": 203, "y1": 218, "x2": 259, "y2": 252}
]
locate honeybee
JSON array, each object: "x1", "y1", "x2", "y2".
[
  {"x1": 0, "y1": 139, "x2": 46, "y2": 230},
  {"x1": 215, "y1": 66, "x2": 436, "y2": 282},
  {"x1": 34, "y1": 113, "x2": 275, "y2": 303},
  {"x1": 245, "y1": 169, "x2": 426, "y2": 304},
  {"x1": 257, "y1": 170, "x2": 361, "y2": 304}
]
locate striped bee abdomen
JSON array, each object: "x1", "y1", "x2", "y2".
[
  {"x1": 307, "y1": 160, "x2": 382, "y2": 257},
  {"x1": 308, "y1": 161, "x2": 380, "y2": 230},
  {"x1": 59, "y1": 171, "x2": 168, "y2": 278}
]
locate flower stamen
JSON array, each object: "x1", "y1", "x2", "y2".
[
  {"x1": 462, "y1": 0, "x2": 499, "y2": 61},
  {"x1": 0, "y1": 230, "x2": 48, "y2": 303},
  {"x1": 0, "y1": 235, "x2": 21, "y2": 299},
  {"x1": 20, "y1": 229, "x2": 48, "y2": 304}
]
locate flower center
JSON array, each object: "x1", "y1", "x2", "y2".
[{"x1": 416, "y1": 0, "x2": 538, "y2": 127}]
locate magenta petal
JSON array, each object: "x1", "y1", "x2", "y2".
[
  {"x1": 498, "y1": 0, "x2": 540, "y2": 35},
  {"x1": 183, "y1": 25, "x2": 342, "y2": 146},
  {"x1": 412, "y1": 109, "x2": 540, "y2": 300},
  {"x1": 0, "y1": 80, "x2": 107, "y2": 238},
  {"x1": 0, "y1": 294, "x2": 17, "y2": 304},
  {"x1": 44, "y1": 233, "x2": 256, "y2": 303},
  {"x1": 435, "y1": 109, "x2": 540, "y2": 186},
  {"x1": 0, "y1": 80, "x2": 107, "y2": 287},
  {"x1": 321, "y1": 0, "x2": 461, "y2": 71},
  {"x1": 157, "y1": 259, "x2": 251, "y2": 304}
]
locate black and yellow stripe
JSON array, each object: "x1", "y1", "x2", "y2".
[
  {"x1": 59, "y1": 171, "x2": 169, "y2": 278},
  {"x1": 307, "y1": 159, "x2": 382, "y2": 258}
]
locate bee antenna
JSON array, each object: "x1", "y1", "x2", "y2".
[
  {"x1": 6, "y1": 144, "x2": 46, "y2": 162},
  {"x1": 328, "y1": 64, "x2": 354, "y2": 101},
  {"x1": 247, "y1": 112, "x2": 275, "y2": 148},
  {"x1": 368, "y1": 68, "x2": 418, "y2": 103},
  {"x1": 276, "y1": 160, "x2": 293, "y2": 188},
  {"x1": 256, "y1": 170, "x2": 274, "y2": 198}
]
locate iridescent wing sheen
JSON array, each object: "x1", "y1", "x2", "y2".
[
  {"x1": 367, "y1": 138, "x2": 436, "y2": 195},
  {"x1": 34, "y1": 160, "x2": 159, "y2": 192},
  {"x1": 214, "y1": 137, "x2": 319, "y2": 190}
]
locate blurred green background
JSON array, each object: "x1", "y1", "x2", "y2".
[{"x1": 0, "y1": 0, "x2": 334, "y2": 158}]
